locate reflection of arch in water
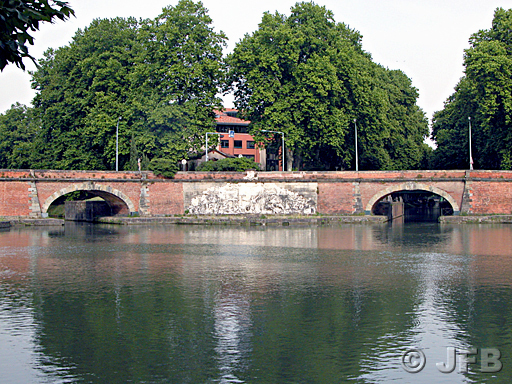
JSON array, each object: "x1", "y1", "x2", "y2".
[
  {"x1": 365, "y1": 182, "x2": 459, "y2": 215},
  {"x1": 41, "y1": 183, "x2": 136, "y2": 216}
]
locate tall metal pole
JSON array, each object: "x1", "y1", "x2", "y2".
[
  {"x1": 354, "y1": 118, "x2": 358, "y2": 172},
  {"x1": 281, "y1": 133, "x2": 285, "y2": 172},
  {"x1": 468, "y1": 116, "x2": 473, "y2": 170},
  {"x1": 116, "y1": 116, "x2": 121, "y2": 172},
  {"x1": 205, "y1": 132, "x2": 223, "y2": 162},
  {"x1": 205, "y1": 133, "x2": 208, "y2": 162}
]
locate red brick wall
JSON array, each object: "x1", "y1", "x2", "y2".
[
  {"x1": 173, "y1": 170, "x2": 468, "y2": 181},
  {"x1": 469, "y1": 181, "x2": 512, "y2": 214},
  {"x1": 317, "y1": 183, "x2": 356, "y2": 214},
  {"x1": 0, "y1": 181, "x2": 29, "y2": 216},
  {"x1": 469, "y1": 171, "x2": 512, "y2": 179},
  {"x1": 35, "y1": 182, "x2": 63, "y2": 208},
  {"x1": 148, "y1": 182, "x2": 184, "y2": 215},
  {"x1": 108, "y1": 182, "x2": 142, "y2": 213},
  {"x1": 0, "y1": 169, "x2": 153, "y2": 180},
  {"x1": 1, "y1": 169, "x2": 512, "y2": 217}
]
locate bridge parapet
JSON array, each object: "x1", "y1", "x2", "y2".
[
  {"x1": 3, "y1": 169, "x2": 512, "y2": 182},
  {"x1": 173, "y1": 170, "x2": 470, "y2": 181},
  {"x1": 1, "y1": 169, "x2": 512, "y2": 218},
  {"x1": 0, "y1": 169, "x2": 154, "y2": 180}
]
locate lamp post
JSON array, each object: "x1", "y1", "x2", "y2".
[
  {"x1": 468, "y1": 116, "x2": 473, "y2": 170},
  {"x1": 354, "y1": 118, "x2": 358, "y2": 172},
  {"x1": 205, "y1": 132, "x2": 223, "y2": 162},
  {"x1": 262, "y1": 130, "x2": 285, "y2": 171},
  {"x1": 116, "y1": 116, "x2": 121, "y2": 172}
]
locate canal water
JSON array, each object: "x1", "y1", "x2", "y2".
[{"x1": 1, "y1": 222, "x2": 512, "y2": 383}]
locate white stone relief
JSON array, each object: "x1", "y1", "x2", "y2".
[{"x1": 188, "y1": 183, "x2": 316, "y2": 215}]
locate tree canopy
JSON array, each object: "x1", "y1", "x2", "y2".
[
  {"x1": 0, "y1": 0, "x2": 74, "y2": 70},
  {"x1": 0, "y1": 1, "x2": 435, "y2": 172},
  {"x1": 0, "y1": 102, "x2": 39, "y2": 168},
  {"x1": 226, "y1": 2, "x2": 429, "y2": 171},
  {"x1": 432, "y1": 7, "x2": 512, "y2": 170},
  {"x1": 24, "y1": 0, "x2": 226, "y2": 171}
]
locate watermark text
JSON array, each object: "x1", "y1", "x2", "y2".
[{"x1": 401, "y1": 347, "x2": 502, "y2": 374}]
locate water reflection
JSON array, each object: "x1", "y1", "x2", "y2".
[{"x1": 0, "y1": 223, "x2": 512, "y2": 383}]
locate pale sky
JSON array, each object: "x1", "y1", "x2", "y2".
[{"x1": 1, "y1": 0, "x2": 512, "y2": 124}]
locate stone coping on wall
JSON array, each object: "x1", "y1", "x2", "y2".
[
  {"x1": 2, "y1": 215, "x2": 512, "y2": 226},
  {"x1": 96, "y1": 215, "x2": 388, "y2": 226},
  {"x1": 440, "y1": 215, "x2": 512, "y2": 224},
  {"x1": 1, "y1": 169, "x2": 512, "y2": 183},
  {"x1": 173, "y1": 170, "x2": 470, "y2": 180},
  {"x1": 2, "y1": 218, "x2": 64, "y2": 226},
  {"x1": 0, "y1": 169, "x2": 152, "y2": 180}
]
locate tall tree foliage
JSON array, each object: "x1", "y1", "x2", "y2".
[
  {"x1": 226, "y1": 2, "x2": 428, "y2": 171},
  {"x1": 0, "y1": 0, "x2": 74, "y2": 70},
  {"x1": 0, "y1": 102, "x2": 39, "y2": 168},
  {"x1": 432, "y1": 8, "x2": 512, "y2": 170},
  {"x1": 27, "y1": 0, "x2": 225, "y2": 170}
]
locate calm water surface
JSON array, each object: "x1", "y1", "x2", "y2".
[{"x1": 1, "y1": 222, "x2": 512, "y2": 383}]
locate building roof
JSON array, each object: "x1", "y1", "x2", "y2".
[
  {"x1": 188, "y1": 148, "x2": 236, "y2": 161},
  {"x1": 214, "y1": 109, "x2": 250, "y2": 126}
]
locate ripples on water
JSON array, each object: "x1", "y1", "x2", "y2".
[{"x1": 1, "y1": 223, "x2": 512, "y2": 383}]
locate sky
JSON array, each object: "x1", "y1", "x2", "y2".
[{"x1": 1, "y1": 0, "x2": 512, "y2": 126}]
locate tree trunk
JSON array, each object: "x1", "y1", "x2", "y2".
[{"x1": 286, "y1": 148, "x2": 293, "y2": 171}]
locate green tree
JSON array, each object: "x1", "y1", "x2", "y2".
[
  {"x1": 0, "y1": 0, "x2": 74, "y2": 70},
  {"x1": 128, "y1": 134, "x2": 139, "y2": 171},
  {"x1": 0, "y1": 102, "x2": 40, "y2": 168},
  {"x1": 131, "y1": 0, "x2": 227, "y2": 167},
  {"x1": 226, "y1": 2, "x2": 428, "y2": 171},
  {"x1": 30, "y1": 17, "x2": 140, "y2": 170},
  {"x1": 29, "y1": 0, "x2": 226, "y2": 171},
  {"x1": 432, "y1": 8, "x2": 512, "y2": 169}
]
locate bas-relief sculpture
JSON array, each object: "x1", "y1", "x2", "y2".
[{"x1": 187, "y1": 183, "x2": 316, "y2": 215}]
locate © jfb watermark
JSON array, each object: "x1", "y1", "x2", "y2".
[{"x1": 401, "y1": 347, "x2": 502, "y2": 374}]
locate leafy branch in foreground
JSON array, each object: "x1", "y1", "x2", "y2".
[{"x1": 0, "y1": 0, "x2": 74, "y2": 70}]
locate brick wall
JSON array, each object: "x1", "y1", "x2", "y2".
[
  {"x1": 0, "y1": 181, "x2": 30, "y2": 217},
  {"x1": 1, "y1": 169, "x2": 512, "y2": 217},
  {"x1": 469, "y1": 181, "x2": 512, "y2": 214},
  {"x1": 317, "y1": 183, "x2": 356, "y2": 214},
  {"x1": 148, "y1": 182, "x2": 184, "y2": 215}
]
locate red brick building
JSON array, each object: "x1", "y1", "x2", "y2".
[{"x1": 213, "y1": 109, "x2": 266, "y2": 168}]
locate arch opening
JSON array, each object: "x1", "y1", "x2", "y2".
[
  {"x1": 372, "y1": 190, "x2": 454, "y2": 223},
  {"x1": 46, "y1": 190, "x2": 131, "y2": 221}
]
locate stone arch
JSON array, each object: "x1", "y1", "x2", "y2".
[
  {"x1": 41, "y1": 182, "x2": 136, "y2": 215},
  {"x1": 365, "y1": 182, "x2": 460, "y2": 214}
]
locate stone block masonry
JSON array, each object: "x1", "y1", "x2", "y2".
[
  {"x1": 0, "y1": 169, "x2": 511, "y2": 218},
  {"x1": 185, "y1": 182, "x2": 317, "y2": 215}
]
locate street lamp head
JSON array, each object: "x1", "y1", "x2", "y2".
[
  {"x1": 468, "y1": 116, "x2": 471, "y2": 121},
  {"x1": 353, "y1": 118, "x2": 356, "y2": 123}
]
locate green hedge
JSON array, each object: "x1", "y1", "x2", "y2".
[
  {"x1": 149, "y1": 158, "x2": 179, "y2": 178},
  {"x1": 197, "y1": 157, "x2": 260, "y2": 172}
]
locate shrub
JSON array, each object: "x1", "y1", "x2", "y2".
[
  {"x1": 197, "y1": 157, "x2": 260, "y2": 172},
  {"x1": 149, "y1": 158, "x2": 179, "y2": 178}
]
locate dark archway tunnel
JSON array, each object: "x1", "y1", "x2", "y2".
[
  {"x1": 372, "y1": 190, "x2": 454, "y2": 223},
  {"x1": 47, "y1": 190, "x2": 130, "y2": 221}
]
